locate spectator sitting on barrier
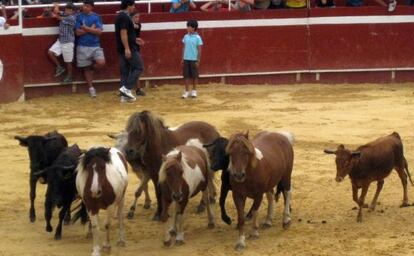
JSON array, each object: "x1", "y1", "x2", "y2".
[
  {"x1": 131, "y1": 11, "x2": 146, "y2": 97},
  {"x1": 47, "y1": 3, "x2": 76, "y2": 84},
  {"x1": 75, "y1": 0, "x2": 105, "y2": 98},
  {"x1": 253, "y1": 0, "x2": 271, "y2": 9},
  {"x1": 316, "y1": 0, "x2": 335, "y2": 7},
  {"x1": 200, "y1": 0, "x2": 229, "y2": 11},
  {"x1": 170, "y1": 0, "x2": 196, "y2": 13},
  {"x1": 285, "y1": 0, "x2": 306, "y2": 8},
  {"x1": 346, "y1": 0, "x2": 397, "y2": 12},
  {"x1": 231, "y1": 0, "x2": 254, "y2": 11},
  {"x1": 0, "y1": 4, "x2": 10, "y2": 29}
]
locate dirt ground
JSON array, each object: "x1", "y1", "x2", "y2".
[{"x1": 1, "y1": 83, "x2": 414, "y2": 256}]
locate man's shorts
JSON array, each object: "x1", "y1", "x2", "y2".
[
  {"x1": 76, "y1": 46, "x2": 105, "y2": 68},
  {"x1": 183, "y1": 60, "x2": 199, "y2": 79},
  {"x1": 49, "y1": 40, "x2": 74, "y2": 63}
]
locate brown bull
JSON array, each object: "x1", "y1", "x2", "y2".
[{"x1": 324, "y1": 132, "x2": 414, "y2": 222}]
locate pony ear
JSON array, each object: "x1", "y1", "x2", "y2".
[
  {"x1": 243, "y1": 130, "x2": 249, "y2": 139},
  {"x1": 14, "y1": 136, "x2": 28, "y2": 147},
  {"x1": 176, "y1": 151, "x2": 182, "y2": 161}
]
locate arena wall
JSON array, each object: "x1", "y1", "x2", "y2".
[{"x1": 1, "y1": 5, "x2": 414, "y2": 103}]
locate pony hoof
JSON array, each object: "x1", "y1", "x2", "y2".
[
  {"x1": 245, "y1": 213, "x2": 252, "y2": 221},
  {"x1": 117, "y1": 240, "x2": 126, "y2": 247},
  {"x1": 164, "y1": 240, "x2": 173, "y2": 247},
  {"x1": 30, "y1": 216, "x2": 36, "y2": 223},
  {"x1": 261, "y1": 222, "x2": 272, "y2": 229},
  {"x1": 357, "y1": 216, "x2": 363, "y2": 223},
  {"x1": 143, "y1": 203, "x2": 151, "y2": 209},
  {"x1": 46, "y1": 225, "x2": 53, "y2": 232},
  {"x1": 102, "y1": 245, "x2": 111, "y2": 253},
  {"x1": 222, "y1": 215, "x2": 232, "y2": 225},
  {"x1": 248, "y1": 231, "x2": 259, "y2": 240},
  {"x1": 54, "y1": 234, "x2": 62, "y2": 240},
  {"x1": 283, "y1": 221, "x2": 291, "y2": 230},
  {"x1": 208, "y1": 223, "x2": 215, "y2": 229},
  {"x1": 175, "y1": 240, "x2": 185, "y2": 246},
  {"x1": 400, "y1": 202, "x2": 410, "y2": 208},
  {"x1": 235, "y1": 242, "x2": 246, "y2": 251},
  {"x1": 169, "y1": 229, "x2": 177, "y2": 236},
  {"x1": 127, "y1": 211, "x2": 135, "y2": 219},
  {"x1": 196, "y1": 204, "x2": 206, "y2": 214}
]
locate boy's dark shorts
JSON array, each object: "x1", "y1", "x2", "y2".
[{"x1": 183, "y1": 60, "x2": 199, "y2": 79}]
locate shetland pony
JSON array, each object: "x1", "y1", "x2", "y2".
[
  {"x1": 76, "y1": 147, "x2": 128, "y2": 256},
  {"x1": 159, "y1": 139, "x2": 215, "y2": 246},
  {"x1": 226, "y1": 131, "x2": 294, "y2": 251},
  {"x1": 124, "y1": 110, "x2": 220, "y2": 220},
  {"x1": 108, "y1": 132, "x2": 152, "y2": 213}
]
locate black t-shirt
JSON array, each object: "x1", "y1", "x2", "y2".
[
  {"x1": 134, "y1": 23, "x2": 141, "y2": 52},
  {"x1": 115, "y1": 11, "x2": 137, "y2": 54}
]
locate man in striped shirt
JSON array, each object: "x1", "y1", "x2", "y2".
[{"x1": 47, "y1": 3, "x2": 76, "y2": 84}]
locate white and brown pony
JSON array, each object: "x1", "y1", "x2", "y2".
[
  {"x1": 159, "y1": 139, "x2": 215, "y2": 246},
  {"x1": 124, "y1": 110, "x2": 220, "y2": 220},
  {"x1": 226, "y1": 131, "x2": 294, "y2": 251},
  {"x1": 108, "y1": 132, "x2": 152, "y2": 213},
  {"x1": 76, "y1": 147, "x2": 128, "y2": 256}
]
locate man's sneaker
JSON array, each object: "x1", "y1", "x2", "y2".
[
  {"x1": 61, "y1": 76, "x2": 73, "y2": 85},
  {"x1": 89, "y1": 87, "x2": 97, "y2": 98},
  {"x1": 120, "y1": 96, "x2": 136, "y2": 103},
  {"x1": 182, "y1": 91, "x2": 189, "y2": 99},
  {"x1": 119, "y1": 86, "x2": 136, "y2": 100},
  {"x1": 136, "y1": 89, "x2": 146, "y2": 96},
  {"x1": 54, "y1": 66, "x2": 65, "y2": 77},
  {"x1": 191, "y1": 90, "x2": 197, "y2": 98},
  {"x1": 388, "y1": 0, "x2": 397, "y2": 12}
]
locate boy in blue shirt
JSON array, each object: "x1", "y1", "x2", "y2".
[{"x1": 181, "y1": 19, "x2": 203, "y2": 99}]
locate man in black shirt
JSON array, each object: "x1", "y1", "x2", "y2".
[{"x1": 115, "y1": 0, "x2": 143, "y2": 102}]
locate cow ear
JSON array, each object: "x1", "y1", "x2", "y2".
[
  {"x1": 338, "y1": 144, "x2": 345, "y2": 150},
  {"x1": 244, "y1": 130, "x2": 249, "y2": 139},
  {"x1": 15, "y1": 136, "x2": 28, "y2": 147},
  {"x1": 107, "y1": 134, "x2": 118, "y2": 139}
]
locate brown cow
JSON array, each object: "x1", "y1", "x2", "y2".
[{"x1": 324, "y1": 132, "x2": 414, "y2": 222}]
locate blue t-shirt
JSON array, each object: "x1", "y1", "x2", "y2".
[
  {"x1": 182, "y1": 32, "x2": 203, "y2": 61},
  {"x1": 170, "y1": 0, "x2": 193, "y2": 13},
  {"x1": 75, "y1": 12, "x2": 103, "y2": 47}
]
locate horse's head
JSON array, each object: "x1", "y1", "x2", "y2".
[
  {"x1": 203, "y1": 137, "x2": 229, "y2": 172},
  {"x1": 80, "y1": 147, "x2": 111, "y2": 198},
  {"x1": 226, "y1": 131, "x2": 256, "y2": 183},
  {"x1": 160, "y1": 151, "x2": 185, "y2": 202},
  {"x1": 124, "y1": 111, "x2": 165, "y2": 168},
  {"x1": 324, "y1": 144, "x2": 361, "y2": 182}
]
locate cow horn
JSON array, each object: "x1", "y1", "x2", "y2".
[
  {"x1": 59, "y1": 165, "x2": 76, "y2": 170},
  {"x1": 203, "y1": 141, "x2": 216, "y2": 148},
  {"x1": 107, "y1": 134, "x2": 118, "y2": 139},
  {"x1": 324, "y1": 149, "x2": 336, "y2": 154},
  {"x1": 33, "y1": 169, "x2": 47, "y2": 177},
  {"x1": 351, "y1": 151, "x2": 361, "y2": 156},
  {"x1": 44, "y1": 135, "x2": 58, "y2": 141}
]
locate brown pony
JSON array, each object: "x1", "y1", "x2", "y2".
[
  {"x1": 124, "y1": 110, "x2": 220, "y2": 220},
  {"x1": 159, "y1": 139, "x2": 215, "y2": 246},
  {"x1": 226, "y1": 131, "x2": 294, "y2": 251}
]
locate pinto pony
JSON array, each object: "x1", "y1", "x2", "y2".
[
  {"x1": 124, "y1": 110, "x2": 220, "y2": 220},
  {"x1": 159, "y1": 139, "x2": 215, "y2": 246},
  {"x1": 226, "y1": 131, "x2": 294, "y2": 251},
  {"x1": 76, "y1": 147, "x2": 128, "y2": 256}
]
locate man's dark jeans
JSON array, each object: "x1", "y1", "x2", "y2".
[{"x1": 119, "y1": 50, "x2": 144, "y2": 90}]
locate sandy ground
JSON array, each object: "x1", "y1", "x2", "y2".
[{"x1": 1, "y1": 83, "x2": 414, "y2": 256}]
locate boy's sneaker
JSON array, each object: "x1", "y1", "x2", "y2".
[
  {"x1": 119, "y1": 86, "x2": 136, "y2": 101},
  {"x1": 182, "y1": 91, "x2": 189, "y2": 99},
  {"x1": 388, "y1": 0, "x2": 397, "y2": 12},
  {"x1": 89, "y1": 87, "x2": 97, "y2": 98},
  {"x1": 61, "y1": 76, "x2": 73, "y2": 85},
  {"x1": 136, "y1": 89, "x2": 146, "y2": 96},
  {"x1": 54, "y1": 66, "x2": 65, "y2": 77},
  {"x1": 120, "y1": 96, "x2": 136, "y2": 103},
  {"x1": 191, "y1": 90, "x2": 197, "y2": 98}
]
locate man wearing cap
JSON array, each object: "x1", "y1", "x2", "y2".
[
  {"x1": 115, "y1": 0, "x2": 144, "y2": 102},
  {"x1": 75, "y1": 0, "x2": 106, "y2": 98}
]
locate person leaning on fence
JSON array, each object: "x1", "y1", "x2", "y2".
[
  {"x1": 75, "y1": 0, "x2": 106, "y2": 98},
  {"x1": 346, "y1": 0, "x2": 397, "y2": 12},
  {"x1": 170, "y1": 0, "x2": 197, "y2": 13},
  {"x1": 115, "y1": 0, "x2": 144, "y2": 103},
  {"x1": 131, "y1": 11, "x2": 146, "y2": 96},
  {"x1": 0, "y1": 4, "x2": 10, "y2": 30},
  {"x1": 181, "y1": 19, "x2": 202, "y2": 99},
  {"x1": 47, "y1": 3, "x2": 76, "y2": 84},
  {"x1": 200, "y1": 0, "x2": 229, "y2": 11},
  {"x1": 231, "y1": 0, "x2": 254, "y2": 11}
]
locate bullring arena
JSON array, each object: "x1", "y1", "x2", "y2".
[{"x1": 1, "y1": 83, "x2": 414, "y2": 255}]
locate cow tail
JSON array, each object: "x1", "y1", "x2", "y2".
[
  {"x1": 404, "y1": 157, "x2": 414, "y2": 186},
  {"x1": 71, "y1": 200, "x2": 89, "y2": 225}
]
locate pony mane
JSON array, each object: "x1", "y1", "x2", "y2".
[
  {"x1": 159, "y1": 149, "x2": 186, "y2": 184},
  {"x1": 226, "y1": 133, "x2": 257, "y2": 168},
  {"x1": 80, "y1": 147, "x2": 111, "y2": 171}
]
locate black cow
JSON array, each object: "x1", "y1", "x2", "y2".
[
  {"x1": 15, "y1": 131, "x2": 68, "y2": 222},
  {"x1": 34, "y1": 144, "x2": 82, "y2": 240}
]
